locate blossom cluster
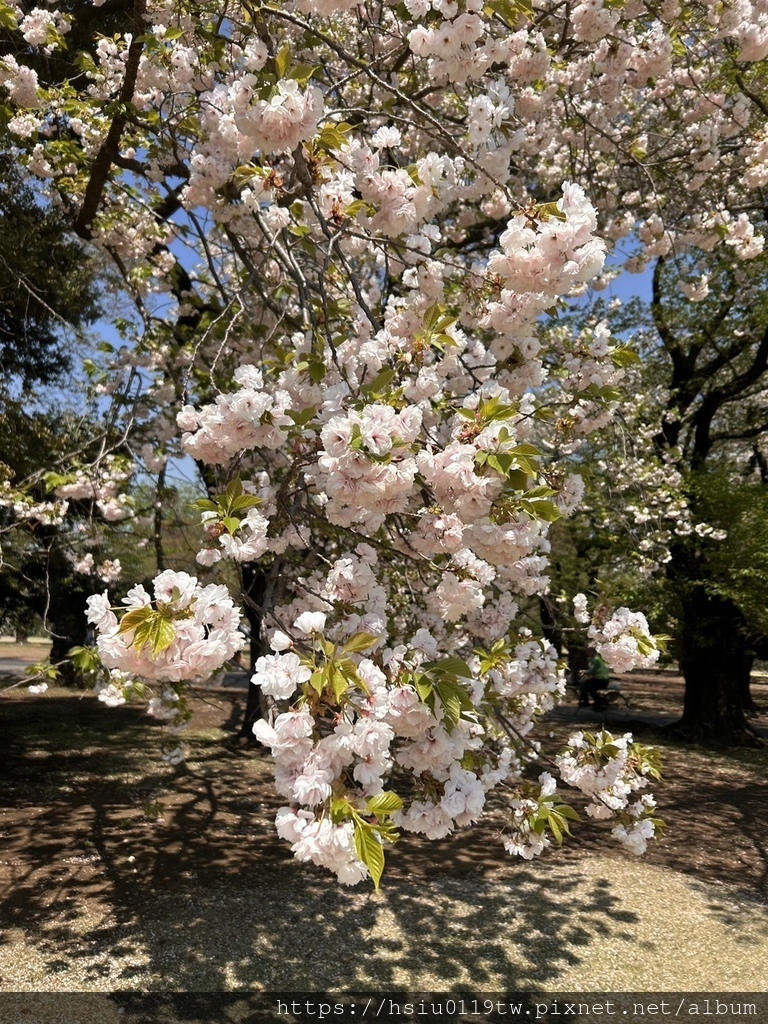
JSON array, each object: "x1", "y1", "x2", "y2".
[
  {"x1": 0, "y1": 484, "x2": 69, "y2": 526},
  {"x1": 556, "y1": 731, "x2": 662, "y2": 854},
  {"x1": 72, "y1": 553, "x2": 123, "y2": 585},
  {"x1": 571, "y1": 595, "x2": 661, "y2": 674},
  {"x1": 86, "y1": 570, "x2": 245, "y2": 685}
]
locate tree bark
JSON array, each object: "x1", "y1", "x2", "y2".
[
  {"x1": 48, "y1": 593, "x2": 89, "y2": 687},
  {"x1": 675, "y1": 586, "x2": 760, "y2": 745},
  {"x1": 539, "y1": 594, "x2": 563, "y2": 655}
]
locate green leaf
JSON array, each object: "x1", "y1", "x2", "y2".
[
  {"x1": 287, "y1": 63, "x2": 319, "y2": 85},
  {"x1": 308, "y1": 669, "x2": 325, "y2": 696},
  {"x1": 118, "y1": 607, "x2": 176, "y2": 656},
  {"x1": 433, "y1": 678, "x2": 476, "y2": 730},
  {"x1": 412, "y1": 673, "x2": 433, "y2": 703},
  {"x1": 24, "y1": 659, "x2": 60, "y2": 681},
  {"x1": 43, "y1": 471, "x2": 74, "y2": 489},
  {"x1": 555, "y1": 804, "x2": 581, "y2": 823},
  {"x1": 354, "y1": 821, "x2": 385, "y2": 890},
  {"x1": 317, "y1": 122, "x2": 353, "y2": 152},
  {"x1": 151, "y1": 620, "x2": 172, "y2": 656},
  {"x1": 224, "y1": 476, "x2": 244, "y2": 509},
  {"x1": 349, "y1": 423, "x2": 364, "y2": 450},
  {"x1": 147, "y1": 615, "x2": 176, "y2": 656},
  {"x1": 366, "y1": 791, "x2": 403, "y2": 817},
  {"x1": 68, "y1": 645, "x2": 101, "y2": 673},
  {"x1": 330, "y1": 795, "x2": 352, "y2": 822},
  {"x1": 540, "y1": 804, "x2": 578, "y2": 846},
  {"x1": 423, "y1": 303, "x2": 443, "y2": 331},
  {"x1": 537, "y1": 201, "x2": 567, "y2": 222},
  {"x1": 585, "y1": 384, "x2": 622, "y2": 403},
  {"x1": 424, "y1": 656, "x2": 474, "y2": 678},
  {"x1": 524, "y1": 485, "x2": 557, "y2": 499},
  {"x1": 118, "y1": 606, "x2": 154, "y2": 636},
  {"x1": 118, "y1": 606, "x2": 177, "y2": 655},
  {"x1": 483, "y1": 0, "x2": 533, "y2": 22},
  {"x1": 229, "y1": 494, "x2": 261, "y2": 513},
  {"x1": 338, "y1": 658, "x2": 369, "y2": 695},
  {"x1": 345, "y1": 198, "x2": 369, "y2": 218},
  {"x1": 520, "y1": 498, "x2": 562, "y2": 523},
  {"x1": 365, "y1": 367, "x2": 397, "y2": 395},
  {"x1": 506, "y1": 469, "x2": 530, "y2": 491},
  {"x1": 275, "y1": 44, "x2": 291, "y2": 79},
  {"x1": 308, "y1": 358, "x2": 326, "y2": 384},
  {"x1": 479, "y1": 396, "x2": 517, "y2": 423},
  {"x1": 486, "y1": 452, "x2": 515, "y2": 476},
  {"x1": 221, "y1": 516, "x2": 242, "y2": 535},
  {"x1": 329, "y1": 664, "x2": 349, "y2": 702},
  {"x1": 342, "y1": 632, "x2": 380, "y2": 654},
  {"x1": 287, "y1": 406, "x2": 318, "y2": 427},
  {"x1": 190, "y1": 498, "x2": 218, "y2": 513},
  {"x1": 611, "y1": 345, "x2": 641, "y2": 368}
]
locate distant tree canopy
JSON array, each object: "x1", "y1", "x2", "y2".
[
  {"x1": 0, "y1": 152, "x2": 101, "y2": 387},
  {"x1": 544, "y1": 250, "x2": 768, "y2": 744}
]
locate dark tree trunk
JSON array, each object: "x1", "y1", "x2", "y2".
[
  {"x1": 49, "y1": 598, "x2": 89, "y2": 686},
  {"x1": 46, "y1": 546, "x2": 90, "y2": 687},
  {"x1": 238, "y1": 563, "x2": 267, "y2": 742},
  {"x1": 539, "y1": 595, "x2": 563, "y2": 655},
  {"x1": 676, "y1": 587, "x2": 760, "y2": 746}
]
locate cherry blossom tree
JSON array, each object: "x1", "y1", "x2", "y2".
[{"x1": 4, "y1": 0, "x2": 768, "y2": 881}]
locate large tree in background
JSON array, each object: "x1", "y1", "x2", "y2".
[
  {"x1": 546, "y1": 252, "x2": 768, "y2": 745},
  {"x1": 649, "y1": 253, "x2": 768, "y2": 744}
]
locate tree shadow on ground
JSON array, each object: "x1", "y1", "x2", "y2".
[
  {"x1": 0, "y1": 690, "x2": 643, "y2": 994},
  {"x1": 4, "y1": 683, "x2": 768, "y2": 996}
]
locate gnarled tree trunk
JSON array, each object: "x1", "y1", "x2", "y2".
[{"x1": 676, "y1": 586, "x2": 759, "y2": 746}]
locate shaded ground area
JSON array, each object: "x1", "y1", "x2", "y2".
[{"x1": 1, "y1": 673, "x2": 767, "y2": 992}]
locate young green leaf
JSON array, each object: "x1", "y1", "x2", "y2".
[
  {"x1": 433, "y1": 678, "x2": 476, "y2": 729},
  {"x1": 423, "y1": 656, "x2": 473, "y2": 678},
  {"x1": 354, "y1": 821, "x2": 385, "y2": 890},
  {"x1": 342, "y1": 632, "x2": 380, "y2": 654},
  {"x1": 366, "y1": 791, "x2": 404, "y2": 817}
]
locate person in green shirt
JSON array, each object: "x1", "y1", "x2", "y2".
[{"x1": 579, "y1": 652, "x2": 612, "y2": 707}]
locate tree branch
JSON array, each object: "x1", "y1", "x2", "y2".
[{"x1": 73, "y1": 0, "x2": 148, "y2": 239}]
